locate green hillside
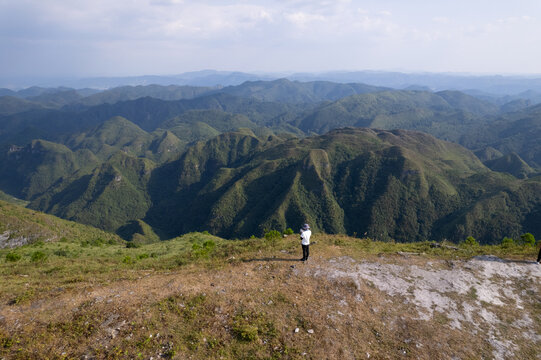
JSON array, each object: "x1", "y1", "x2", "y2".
[
  {"x1": 20, "y1": 128, "x2": 541, "y2": 243},
  {"x1": 459, "y1": 105, "x2": 541, "y2": 169},
  {"x1": 290, "y1": 90, "x2": 488, "y2": 136},
  {"x1": 0, "y1": 139, "x2": 99, "y2": 200},
  {"x1": 141, "y1": 128, "x2": 540, "y2": 243},
  {"x1": 0, "y1": 92, "x2": 306, "y2": 146},
  {"x1": 29, "y1": 152, "x2": 154, "y2": 233},
  {"x1": 66, "y1": 116, "x2": 151, "y2": 159},
  {"x1": 0, "y1": 199, "x2": 120, "y2": 248},
  {"x1": 484, "y1": 153, "x2": 535, "y2": 179},
  {"x1": 1, "y1": 81, "x2": 540, "y2": 245}
]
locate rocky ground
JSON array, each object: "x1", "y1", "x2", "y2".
[{"x1": 2, "y1": 248, "x2": 540, "y2": 359}]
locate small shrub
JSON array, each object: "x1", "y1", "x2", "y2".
[
  {"x1": 90, "y1": 238, "x2": 105, "y2": 247},
  {"x1": 126, "y1": 242, "x2": 140, "y2": 248},
  {"x1": 501, "y1": 237, "x2": 514, "y2": 248},
  {"x1": 59, "y1": 237, "x2": 68, "y2": 243},
  {"x1": 1, "y1": 335, "x2": 14, "y2": 348},
  {"x1": 233, "y1": 324, "x2": 258, "y2": 342},
  {"x1": 284, "y1": 228, "x2": 294, "y2": 235},
  {"x1": 191, "y1": 239, "x2": 216, "y2": 258},
  {"x1": 53, "y1": 249, "x2": 69, "y2": 257},
  {"x1": 264, "y1": 230, "x2": 281, "y2": 242},
  {"x1": 122, "y1": 256, "x2": 134, "y2": 264},
  {"x1": 12, "y1": 289, "x2": 35, "y2": 305},
  {"x1": 5, "y1": 252, "x2": 21, "y2": 262},
  {"x1": 137, "y1": 253, "x2": 149, "y2": 260},
  {"x1": 463, "y1": 236, "x2": 479, "y2": 247},
  {"x1": 30, "y1": 251, "x2": 47, "y2": 262},
  {"x1": 249, "y1": 235, "x2": 256, "y2": 239},
  {"x1": 202, "y1": 231, "x2": 210, "y2": 235},
  {"x1": 519, "y1": 233, "x2": 536, "y2": 247}
]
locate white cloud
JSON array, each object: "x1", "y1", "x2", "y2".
[
  {"x1": 284, "y1": 11, "x2": 326, "y2": 27},
  {"x1": 1, "y1": 0, "x2": 541, "y2": 77}
]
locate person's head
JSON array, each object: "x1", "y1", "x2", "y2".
[{"x1": 302, "y1": 223, "x2": 310, "y2": 231}]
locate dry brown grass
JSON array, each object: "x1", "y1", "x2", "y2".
[{"x1": 1, "y1": 234, "x2": 539, "y2": 359}]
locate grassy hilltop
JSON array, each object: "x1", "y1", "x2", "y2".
[{"x1": 0, "y1": 203, "x2": 540, "y2": 359}]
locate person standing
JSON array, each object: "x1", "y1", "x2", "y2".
[{"x1": 300, "y1": 224, "x2": 311, "y2": 262}]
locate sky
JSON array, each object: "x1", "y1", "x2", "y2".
[{"x1": 1, "y1": 0, "x2": 541, "y2": 81}]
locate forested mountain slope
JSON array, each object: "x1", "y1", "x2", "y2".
[{"x1": 1, "y1": 80, "x2": 540, "y2": 244}]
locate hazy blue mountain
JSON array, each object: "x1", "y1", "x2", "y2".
[
  {"x1": 16, "y1": 86, "x2": 74, "y2": 98},
  {"x1": 0, "y1": 96, "x2": 45, "y2": 116},
  {"x1": 500, "y1": 99, "x2": 533, "y2": 113},
  {"x1": 289, "y1": 71, "x2": 541, "y2": 95},
  {"x1": 71, "y1": 84, "x2": 215, "y2": 108},
  {"x1": 27, "y1": 89, "x2": 83, "y2": 108},
  {"x1": 0, "y1": 88, "x2": 17, "y2": 97},
  {"x1": 39, "y1": 70, "x2": 274, "y2": 89},
  {"x1": 216, "y1": 78, "x2": 388, "y2": 103}
]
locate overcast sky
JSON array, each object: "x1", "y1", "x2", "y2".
[{"x1": 1, "y1": 0, "x2": 541, "y2": 80}]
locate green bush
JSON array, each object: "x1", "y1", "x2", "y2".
[
  {"x1": 30, "y1": 251, "x2": 47, "y2": 262},
  {"x1": 519, "y1": 233, "x2": 536, "y2": 247},
  {"x1": 5, "y1": 252, "x2": 21, "y2": 262},
  {"x1": 501, "y1": 237, "x2": 514, "y2": 248},
  {"x1": 122, "y1": 256, "x2": 134, "y2": 264},
  {"x1": 53, "y1": 249, "x2": 69, "y2": 257},
  {"x1": 137, "y1": 253, "x2": 149, "y2": 260},
  {"x1": 284, "y1": 228, "x2": 294, "y2": 235},
  {"x1": 126, "y1": 242, "x2": 140, "y2": 248},
  {"x1": 264, "y1": 230, "x2": 282, "y2": 241},
  {"x1": 233, "y1": 324, "x2": 259, "y2": 342},
  {"x1": 191, "y1": 239, "x2": 216, "y2": 258},
  {"x1": 463, "y1": 236, "x2": 479, "y2": 247},
  {"x1": 80, "y1": 238, "x2": 107, "y2": 247}
]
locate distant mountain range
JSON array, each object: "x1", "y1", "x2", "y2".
[
  {"x1": 4, "y1": 69, "x2": 541, "y2": 102},
  {"x1": 1, "y1": 78, "x2": 540, "y2": 243}
]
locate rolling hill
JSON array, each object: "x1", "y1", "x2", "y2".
[
  {"x1": 1, "y1": 80, "x2": 540, "y2": 244},
  {"x1": 22, "y1": 128, "x2": 540, "y2": 243}
]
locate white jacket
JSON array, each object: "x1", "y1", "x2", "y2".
[{"x1": 300, "y1": 229, "x2": 311, "y2": 245}]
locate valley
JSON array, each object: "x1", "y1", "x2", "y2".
[{"x1": 1, "y1": 79, "x2": 540, "y2": 244}]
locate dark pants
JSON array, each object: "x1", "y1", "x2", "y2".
[
  {"x1": 302, "y1": 244, "x2": 309, "y2": 261},
  {"x1": 537, "y1": 247, "x2": 541, "y2": 262}
]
